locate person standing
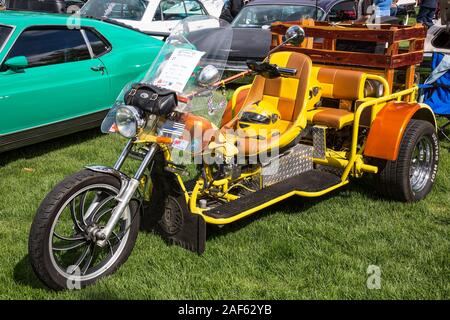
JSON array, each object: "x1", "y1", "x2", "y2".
[
  {"x1": 219, "y1": 0, "x2": 245, "y2": 23},
  {"x1": 417, "y1": 0, "x2": 438, "y2": 27}
]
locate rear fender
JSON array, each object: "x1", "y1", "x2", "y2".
[{"x1": 364, "y1": 102, "x2": 436, "y2": 161}]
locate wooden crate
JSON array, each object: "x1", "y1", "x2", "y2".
[{"x1": 271, "y1": 21, "x2": 427, "y2": 92}]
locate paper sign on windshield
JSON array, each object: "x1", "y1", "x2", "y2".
[{"x1": 153, "y1": 48, "x2": 205, "y2": 93}]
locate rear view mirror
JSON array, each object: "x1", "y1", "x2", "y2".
[
  {"x1": 283, "y1": 25, "x2": 305, "y2": 46},
  {"x1": 4, "y1": 56, "x2": 28, "y2": 72},
  {"x1": 197, "y1": 65, "x2": 220, "y2": 87}
]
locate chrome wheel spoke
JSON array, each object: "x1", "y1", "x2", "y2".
[
  {"x1": 93, "y1": 207, "x2": 113, "y2": 224},
  {"x1": 107, "y1": 240, "x2": 115, "y2": 257},
  {"x1": 70, "y1": 200, "x2": 85, "y2": 233},
  {"x1": 53, "y1": 240, "x2": 87, "y2": 252},
  {"x1": 72, "y1": 244, "x2": 92, "y2": 272},
  {"x1": 50, "y1": 182, "x2": 131, "y2": 281},
  {"x1": 79, "y1": 192, "x2": 88, "y2": 225},
  {"x1": 409, "y1": 136, "x2": 434, "y2": 193},
  {"x1": 81, "y1": 244, "x2": 96, "y2": 276},
  {"x1": 53, "y1": 232, "x2": 85, "y2": 242}
]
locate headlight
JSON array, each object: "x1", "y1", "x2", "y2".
[{"x1": 115, "y1": 105, "x2": 146, "y2": 138}]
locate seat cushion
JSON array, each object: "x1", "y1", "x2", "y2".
[{"x1": 308, "y1": 107, "x2": 355, "y2": 129}]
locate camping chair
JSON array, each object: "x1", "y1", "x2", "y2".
[{"x1": 420, "y1": 52, "x2": 450, "y2": 142}]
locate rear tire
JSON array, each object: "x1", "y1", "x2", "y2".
[
  {"x1": 29, "y1": 170, "x2": 140, "y2": 290},
  {"x1": 375, "y1": 119, "x2": 439, "y2": 202}
]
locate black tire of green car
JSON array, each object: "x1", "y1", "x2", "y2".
[
  {"x1": 28, "y1": 170, "x2": 140, "y2": 290},
  {"x1": 375, "y1": 119, "x2": 439, "y2": 202}
]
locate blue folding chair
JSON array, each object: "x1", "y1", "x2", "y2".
[{"x1": 420, "y1": 52, "x2": 450, "y2": 141}]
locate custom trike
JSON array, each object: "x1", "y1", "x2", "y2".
[{"x1": 29, "y1": 16, "x2": 439, "y2": 290}]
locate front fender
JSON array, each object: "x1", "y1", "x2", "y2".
[
  {"x1": 364, "y1": 102, "x2": 436, "y2": 161},
  {"x1": 85, "y1": 166, "x2": 130, "y2": 187}
]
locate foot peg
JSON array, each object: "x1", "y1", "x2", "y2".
[{"x1": 312, "y1": 125, "x2": 327, "y2": 160}]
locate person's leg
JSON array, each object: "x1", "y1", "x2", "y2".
[
  {"x1": 417, "y1": 5, "x2": 427, "y2": 24},
  {"x1": 426, "y1": 7, "x2": 436, "y2": 26}
]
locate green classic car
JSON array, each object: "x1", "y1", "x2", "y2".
[{"x1": 0, "y1": 11, "x2": 163, "y2": 152}]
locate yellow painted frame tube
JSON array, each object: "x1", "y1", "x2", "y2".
[{"x1": 341, "y1": 87, "x2": 418, "y2": 182}]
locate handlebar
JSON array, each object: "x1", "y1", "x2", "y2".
[{"x1": 246, "y1": 60, "x2": 297, "y2": 79}]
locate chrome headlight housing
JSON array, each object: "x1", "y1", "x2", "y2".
[{"x1": 115, "y1": 105, "x2": 146, "y2": 138}]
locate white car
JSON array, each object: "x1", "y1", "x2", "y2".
[{"x1": 80, "y1": 0, "x2": 220, "y2": 33}]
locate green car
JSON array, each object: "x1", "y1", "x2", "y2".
[{"x1": 0, "y1": 11, "x2": 163, "y2": 152}]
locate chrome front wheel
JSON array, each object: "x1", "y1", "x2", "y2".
[{"x1": 29, "y1": 170, "x2": 140, "y2": 290}]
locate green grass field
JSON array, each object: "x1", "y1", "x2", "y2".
[{"x1": 0, "y1": 122, "x2": 449, "y2": 300}]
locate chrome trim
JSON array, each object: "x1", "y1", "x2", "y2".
[
  {"x1": 114, "y1": 139, "x2": 134, "y2": 170},
  {"x1": 80, "y1": 29, "x2": 94, "y2": 58},
  {"x1": 0, "y1": 24, "x2": 17, "y2": 58},
  {"x1": 95, "y1": 144, "x2": 158, "y2": 246},
  {"x1": 409, "y1": 136, "x2": 434, "y2": 193}
]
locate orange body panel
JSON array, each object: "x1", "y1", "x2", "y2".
[{"x1": 364, "y1": 102, "x2": 421, "y2": 161}]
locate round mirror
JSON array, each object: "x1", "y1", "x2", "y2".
[
  {"x1": 197, "y1": 65, "x2": 221, "y2": 87},
  {"x1": 283, "y1": 25, "x2": 305, "y2": 46}
]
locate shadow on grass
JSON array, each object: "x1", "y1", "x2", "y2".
[
  {"x1": 13, "y1": 255, "x2": 46, "y2": 290},
  {"x1": 0, "y1": 128, "x2": 102, "y2": 166}
]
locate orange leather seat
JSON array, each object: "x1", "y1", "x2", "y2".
[
  {"x1": 223, "y1": 51, "x2": 312, "y2": 155},
  {"x1": 309, "y1": 68, "x2": 365, "y2": 129},
  {"x1": 308, "y1": 107, "x2": 354, "y2": 129}
]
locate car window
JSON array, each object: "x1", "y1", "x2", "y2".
[
  {"x1": 328, "y1": 1, "x2": 357, "y2": 22},
  {"x1": 84, "y1": 29, "x2": 111, "y2": 56},
  {"x1": 184, "y1": 0, "x2": 206, "y2": 16},
  {"x1": 5, "y1": 28, "x2": 91, "y2": 69},
  {"x1": 0, "y1": 25, "x2": 13, "y2": 50},
  {"x1": 80, "y1": 0, "x2": 148, "y2": 21},
  {"x1": 232, "y1": 5, "x2": 326, "y2": 28},
  {"x1": 157, "y1": 0, "x2": 187, "y2": 21},
  {"x1": 431, "y1": 29, "x2": 450, "y2": 50}
]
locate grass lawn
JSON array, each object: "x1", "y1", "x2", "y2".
[{"x1": 0, "y1": 120, "x2": 449, "y2": 300}]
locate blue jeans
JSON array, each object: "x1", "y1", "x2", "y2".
[{"x1": 417, "y1": 6, "x2": 436, "y2": 27}]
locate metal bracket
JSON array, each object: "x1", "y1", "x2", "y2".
[{"x1": 312, "y1": 126, "x2": 327, "y2": 160}]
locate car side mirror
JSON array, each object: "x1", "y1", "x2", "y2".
[
  {"x1": 283, "y1": 25, "x2": 305, "y2": 46},
  {"x1": 4, "y1": 56, "x2": 28, "y2": 72}
]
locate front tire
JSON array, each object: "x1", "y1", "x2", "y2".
[
  {"x1": 29, "y1": 169, "x2": 140, "y2": 290},
  {"x1": 375, "y1": 119, "x2": 439, "y2": 202}
]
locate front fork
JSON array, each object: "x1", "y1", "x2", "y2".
[{"x1": 90, "y1": 140, "x2": 158, "y2": 247}]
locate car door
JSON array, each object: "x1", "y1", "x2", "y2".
[{"x1": 0, "y1": 27, "x2": 110, "y2": 135}]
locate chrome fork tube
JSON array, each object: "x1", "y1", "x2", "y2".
[
  {"x1": 114, "y1": 139, "x2": 134, "y2": 170},
  {"x1": 83, "y1": 140, "x2": 134, "y2": 225},
  {"x1": 96, "y1": 143, "x2": 158, "y2": 246}
]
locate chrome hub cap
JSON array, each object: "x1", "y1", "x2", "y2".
[{"x1": 409, "y1": 136, "x2": 434, "y2": 193}]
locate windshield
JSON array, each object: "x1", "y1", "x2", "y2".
[
  {"x1": 0, "y1": 25, "x2": 13, "y2": 50},
  {"x1": 80, "y1": 0, "x2": 148, "y2": 21},
  {"x1": 102, "y1": 16, "x2": 233, "y2": 135},
  {"x1": 232, "y1": 5, "x2": 325, "y2": 28}
]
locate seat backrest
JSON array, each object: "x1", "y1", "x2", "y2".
[
  {"x1": 317, "y1": 68, "x2": 365, "y2": 101},
  {"x1": 242, "y1": 52, "x2": 312, "y2": 122}
]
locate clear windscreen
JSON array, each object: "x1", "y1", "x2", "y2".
[{"x1": 101, "y1": 16, "x2": 232, "y2": 135}]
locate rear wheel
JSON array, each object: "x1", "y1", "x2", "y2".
[
  {"x1": 375, "y1": 119, "x2": 439, "y2": 202},
  {"x1": 29, "y1": 170, "x2": 140, "y2": 290}
]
